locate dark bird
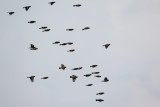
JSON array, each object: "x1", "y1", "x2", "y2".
[
  {"x1": 96, "y1": 99, "x2": 104, "y2": 102},
  {"x1": 67, "y1": 42, "x2": 73, "y2": 45},
  {"x1": 39, "y1": 26, "x2": 47, "y2": 29},
  {"x1": 27, "y1": 76, "x2": 35, "y2": 82},
  {"x1": 67, "y1": 49, "x2": 75, "y2": 52},
  {"x1": 92, "y1": 72, "x2": 100, "y2": 74},
  {"x1": 82, "y1": 27, "x2": 90, "y2": 30},
  {"x1": 72, "y1": 67, "x2": 83, "y2": 70},
  {"x1": 70, "y1": 75, "x2": 78, "y2": 82},
  {"x1": 30, "y1": 44, "x2": 38, "y2": 50},
  {"x1": 84, "y1": 74, "x2": 92, "y2": 77},
  {"x1": 102, "y1": 77, "x2": 109, "y2": 82},
  {"x1": 73, "y1": 4, "x2": 82, "y2": 7},
  {"x1": 7, "y1": 12, "x2": 14, "y2": 15},
  {"x1": 49, "y1": 2, "x2": 55, "y2": 5},
  {"x1": 60, "y1": 43, "x2": 67, "y2": 46},
  {"x1": 28, "y1": 21, "x2": 36, "y2": 24},
  {"x1": 86, "y1": 84, "x2": 93, "y2": 86},
  {"x1": 94, "y1": 75, "x2": 101, "y2": 78},
  {"x1": 23, "y1": 6, "x2": 31, "y2": 11},
  {"x1": 52, "y1": 41, "x2": 60, "y2": 44},
  {"x1": 90, "y1": 65, "x2": 98, "y2": 68},
  {"x1": 96, "y1": 92, "x2": 104, "y2": 95},
  {"x1": 42, "y1": 29, "x2": 50, "y2": 32},
  {"x1": 66, "y1": 29, "x2": 74, "y2": 31},
  {"x1": 59, "y1": 64, "x2": 66, "y2": 70},
  {"x1": 103, "y1": 44, "x2": 110, "y2": 49},
  {"x1": 41, "y1": 77, "x2": 48, "y2": 79}
]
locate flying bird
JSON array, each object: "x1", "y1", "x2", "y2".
[
  {"x1": 59, "y1": 64, "x2": 66, "y2": 70},
  {"x1": 90, "y1": 65, "x2": 98, "y2": 68},
  {"x1": 86, "y1": 84, "x2": 93, "y2": 86},
  {"x1": 28, "y1": 21, "x2": 36, "y2": 24},
  {"x1": 23, "y1": 6, "x2": 31, "y2": 11},
  {"x1": 39, "y1": 26, "x2": 47, "y2": 29},
  {"x1": 67, "y1": 49, "x2": 75, "y2": 52},
  {"x1": 60, "y1": 43, "x2": 67, "y2": 46},
  {"x1": 41, "y1": 77, "x2": 48, "y2": 79},
  {"x1": 82, "y1": 27, "x2": 90, "y2": 30},
  {"x1": 92, "y1": 72, "x2": 100, "y2": 74},
  {"x1": 96, "y1": 99, "x2": 104, "y2": 102},
  {"x1": 73, "y1": 4, "x2": 82, "y2": 7},
  {"x1": 42, "y1": 29, "x2": 50, "y2": 32},
  {"x1": 67, "y1": 42, "x2": 73, "y2": 45},
  {"x1": 66, "y1": 29, "x2": 74, "y2": 31},
  {"x1": 84, "y1": 74, "x2": 92, "y2": 77},
  {"x1": 7, "y1": 12, "x2": 14, "y2": 15},
  {"x1": 30, "y1": 44, "x2": 38, "y2": 50},
  {"x1": 103, "y1": 44, "x2": 110, "y2": 49},
  {"x1": 94, "y1": 75, "x2": 101, "y2": 78},
  {"x1": 52, "y1": 41, "x2": 60, "y2": 44},
  {"x1": 49, "y1": 2, "x2": 55, "y2": 5},
  {"x1": 71, "y1": 67, "x2": 83, "y2": 70},
  {"x1": 102, "y1": 77, "x2": 109, "y2": 82},
  {"x1": 27, "y1": 76, "x2": 35, "y2": 82},
  {"x1": 70, "y1": 75, "x2": 78, "y2": 82},
  {"x1": 96, "y1": 92, "x2": 104, "y2": 95}
]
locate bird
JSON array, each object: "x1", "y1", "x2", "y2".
[
  {"x1": 86, "y1": 84, "x2": 93, "y2": 86},
  {"x1": 82, "y1": 27, "x2": 90, "y2": 30},
  {"x1": 94, "y1": 75, "x2": 101, "y2": 78},
  {"x1": 49, "y1": 2, "x2": 55, "y2": 5},
  {"x1": 96, "y1": 92, "x2": 104, "y2": 95},
  {"x1": 23, "y1": 6, "x2": 31, "y2": 11},
  {"x1": 73, "y1": 4, "x2": 82, "y2": 7},
  {"x1": 66, "y1": 29, "x2": 74, "y2": 31},
  {"x1": 52, "y1": 41, "x2": 60, "y2": 44},
  {"x1": 67, "y1": 49, "x2": 75, "y2": 52},
  {"x1": 42, "y1": 29, "x2": 50, "y2": 32},
  {"x1": 71, "y1": 67, "x2": 82, "y2": 70},
  {"x1": 30, "y1": 44, "x2": 38, "y2": 50},
  {"x1": 84, "y1": 74, "x2": 92, "y2": 77},
  {"x1": 28, "y1": 21, "x2": 36, "y2": 24},
  {"x1": 39, "y1": 26, "x2": 47, "y2": 29},
  {"x1": 103, "y1": 44, "x2": 110, "y2": 49},
  {"x1": 90, "y1": 65, "x2": 98, "y2": 68},
  {"x1": 41, "y1": 77, "x2": 48, "y2": 79},
  {"x1": 96, "y1": 99, "x2": 104, "y2": 102},
  {"x1": 60, "y1": 43, "x2": 67, "y2": 46},
  {"x1": 27, "y1": 76, "x2": 35, "y2": 82},
  {"x1": 67, "y1": 42, "x2": 73, "y2": 45},
  {"x1": 7, "y1": 12, "x2": 14, "y2": 15},
  {"x1": 92, "y1": 72, "x2": 100, "y2": 74},
  {"x1": 59, "y1": 64, "x2": 66, "y2": 70},
  {"x1": 102, "y1": 77, "x2": 109, "y2": 82},
  {"x1": 70, "y1": 75, "x2": 78, "y2": 82}
]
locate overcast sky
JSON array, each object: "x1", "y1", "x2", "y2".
[{"x1": 0, "y1": 0, "x2": 160, "y2": 107}]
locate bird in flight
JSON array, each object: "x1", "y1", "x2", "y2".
[
  {"x1": 39, "y1": 26, "x2": 47, "y2": 29},
  {"x1": 66, "y1": 29, "x2": 74, "y2": 31},
  {"x1": 30, "y1": 44, "x2": 38, "y2": 50},
  {"x1": 49, "y1": 2, "x2": 55, "y2": 5},
  {"x1": 90, "y1": 65, "x2": 98, "y2": 68},
  {"x1": 103, "y1": 44, "x2": 110, "y2": 49},
  {"x1": 92, "y1": 72, "x2": 100, "y2": 74},
  {"x1": 96, "y1": 92, "x2": 104, "y2": 95},
  {"x1": 96, "y1": 99, "x2": 104, "y2": 102},
  {"x1": 59, "y1": 64, "x2": 66, "y2": 70},
  {"x1": 94, "y1": 75, "x2": 101, "y2": 78},
  {"x1": 52, "y1": 41, "x2": 60, "y2": 44},
  {"x1": 84, "y1": 74, "x2": 92, "y2": 77},
  {"x1": 67, "y1": 49, "x2": 75, "y2": 52},
  {"x1": 73, "y1": 4, "x2": 82, "y2": 7},
  {"x1": 23, "y1": 6, "x2": 31, "y2": 11},
  {"x1": 102, "y1": 77, "x2": 109, "y2": 82},
  {"x1": 82, "y1": 27, "x2": 90, "y2": 30},
  {"x1": 86, "y1": 84, "x2": 93, "y2": 86},
  {"x1": 41, "y1": 77, "x2": 48, "y2": 79},
  {"x1": 42, "y1": 29, "x2": 50, "y2": 32},
  {"x1": 66, "y1": 42, "x2": 73, "y2": 45},
  {"x1": 71, "y1": 67, "x2": 83, "y2": 70},
  {"x1": 28, "y1": 21, "x2": 36, "y2": 24},
  {"x1": 70, "y1": 75, "x2": 78, "y2": 82},
  {"x1": 7, "y1": 12, "x2": 14, "y2": 15},
  {"x1": 27, "y1": 76, "x2": 35, "y2": 82},
  {"x1": 60, "y1": 43, "x2": 67, "y2": 46}
]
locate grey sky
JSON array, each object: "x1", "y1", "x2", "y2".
[{"x1": 0, "y1": 0, "x2": 160, "y2": 107}]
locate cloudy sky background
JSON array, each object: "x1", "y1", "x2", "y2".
[{"x1": 0, "y1": 0, "x2": 160, "y2": 107}]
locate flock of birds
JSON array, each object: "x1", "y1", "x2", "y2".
[{"x1": 7, "y1": 1, "x2": 110, "y2": 103}]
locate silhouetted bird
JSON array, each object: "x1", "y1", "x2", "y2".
[
  {"x1": 39, "y1": 26, "x2": 47, "y2": 29},
  {"x1": 92, "y1": 72, "x2": 100, "y2": 74},
  {"x1": 72, "y1": 67, "x2": 82, "y2": 70},
  {"x1": 59, "y1": 64, "x2": 66, "y2": 70},
  {"x1": 23, "y1": 6, "x2": 31, "y2": 11},
  {"x1": 73, "y1": 4, "x2": 81, "y2": 7},
  {"x1": 7, "y1": 12, "x2": 14, "y2": 15},
  {"x1": 96, "y1": 92, "x2": 104, "y2": 95},
  {"x1": 70, "y1": 75, "x2": 78, "y2": 82},
  {"x1": 67, "y1": 49, "x2": 75, "y2": 52},
  {"x1": 42, "y1": 29, "x2": 50, "y2": 32},
  {"x1": 84, "y1": 74, "x2": 92, "y2": 77},
  {"x1": 94, "y1": 75, "x2": 101, "y2": 78},
  {"x1": 49, "y1": 2, "x2": 55, "y2": 5},
  {"x1": 90, "y1": 65, "x2": 98, "y2": 68},
  {"x1": 102, "y1": 77, "x2": 109, "y2": 82},
  {"x1": 82, "y1": 27, "x2": 90, "y2": 30},
  {"x1": 103, "y1": 44, "x2": 110, "y2": 49},
  {"x1": 67, "y1": 42, "x2": 73, "y2": 45},
  {"x1": 28, "y1": 21, "x2": 36, "y2": 23},
  {"x1": 27, "y1": 76, "x2": 35, "y2": 82},
  {"x1": 60, "y1": 43, "x2": 67, "y2": 46},
  {"x1": 96, "y1": 99, "x2": 104, "y2": 102},
  {"x1": 66, "y1": 29, "x2": 74, "y2": 31},
  {"x1": 30, "y1": 44, "x2": 38, "y2": 50},
  {"x1": 41, "y1": 77, "x2": 48, "y2": 79},
  {"x1": 86, "y1": 84, "x2": 93, "y2": 86},
  {"x1": 52, "y1": 41, "x2": 60, "y2": 44}
]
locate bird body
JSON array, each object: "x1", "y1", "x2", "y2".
[
  {"x1": 30, "y1": 44, "x2": 38, "y2": 50},
  {"x1": 70, "y1": 75, "x2": 78, "y2": 82},
  {"x1": 84, "y1": 74, "x2": 92, "y2": 77},
  {"x1": 82, "y1": 27, "x2": 90, "y2": 30},
  {"x1": 92, "y1": 72, "x2": 100, "y2": 74},
  {"x1": 23, "y1": 6, "x2": 31, "y2": 11},
  {"x1": 96, "y1": 92, "x2": 104, "y2": 95},
  {"x1": 67, "y1": 49, "x2": 75, "y2": 52},
  {"x1": 53, "y1": 41, "x2": 60, "y2": 44},
  {"x1": 86, "y1": 84, "x2": 93, "y2": 86},
  {"x1": 96, "y1": 99, "x2": 104, "y2": 102},
  {"x1": 60, "y1": 43, "x2": 67, "y2": 46},
  {"x1": 90, "y1": 65, "x2": 98, "y2": 68},
  {"x1": 28, "y1": 21, "x2": 36, "y2": 23},
  {"x1": 73, "y1": 4, "x2": 82, "y2": 7},
  {"x1": 27, "y1": 76, "x2": 35, "y2": 82},
  {"x1": 102, "y1": 77, "x2": 109, "y2": 82},
  {"x1": 66, "y1": 29, "x2": 74, "y2": 31},
  {"x1": 94, "y1": 75, "x2": 101, "y2": 78},
  {"x1": 7, "y1": 12, "x2": 14, "y2": 15},
  {"x1": 67, "y1": 42, "x2": 73, "y2": 45},
  {"x1": 49, "y1": 2, "x2": 55, "y2": 5},
  {"x1": 72, "y1": 67, "x2": 82, "y2": 70},
  {"x1": 103, "y1": 44, "x2": 110, "y2": 49},
  {"x1": 59, "y1": 64, "x2": 66, "y2": 70},
  {"x1": 39, "y1": 26, "x2": 47, "y2": 29},
  {"x1": 42, "y1": 29, "x2": 50, "y2": 32}
]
